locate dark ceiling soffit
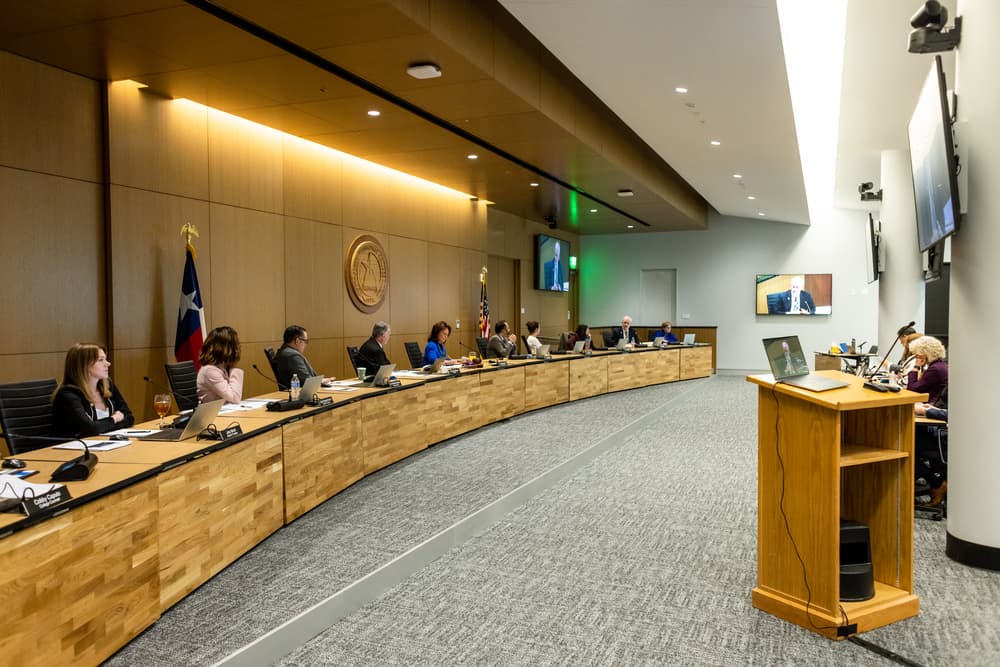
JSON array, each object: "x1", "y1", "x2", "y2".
[{"x1": 183, "y1": 0, "x2": 651, "y2": 227}]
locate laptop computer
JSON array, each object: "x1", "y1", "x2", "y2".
[
  {"x1": 683, "y1": 333, "x2": 696, "y2": 344},
  {"x1": 421, "y1": 357, "x2": 446, "y2": 373},
  {"x1": 361, "y1": 363, "x2": 396, "y2": 387},
  {"x1": 616, "y1": 338, "x2": 629, "y2": 351},
  {"x1": 139, "y1": 399, "x2": 225, "y2": 441},
  {"x1": 763, "y1": 335, "x2": 849, "y2": 392},
  {"x1": 535, "y1": 344, "x2": 550, "y2": 359},
  {"x1": 298, "y1": 374, "x2": 324, "y2": 401},
  {"x1": 573, "y1": 341, "x2": 587, "y2": 353}
]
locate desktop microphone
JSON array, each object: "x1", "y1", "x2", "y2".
[
  {"x1": 867, "y1": 320, "x2": 916, "y2": 379},
  {"x1": 457, "y1": 340, "x2": 480, "y2": 358},
  {"x1": 251, "y1": 364, "x2": 288, "y2": 391},
  {"x1": 50, "y1": 438, "x2": 99, "y2": 482}
]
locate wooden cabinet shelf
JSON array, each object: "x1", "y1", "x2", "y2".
[{"x1": 840, "y1": 444, "x2": 909, "y2": 467}]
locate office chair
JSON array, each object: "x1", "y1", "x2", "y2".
[
  {"x1": 164, "y1": 361, "x2": 199, "y2": 411},
  {"x1": 915, "y1": 423, "x2": 948, "y2": 521},
  {"x1": 346, "y1": 346, "x2": 360, "y2": 372},
  {"x1": 404, "y1": 342, "x2": 424, "y2": 369},
  {"x1": 602, "y1": 330, "x2": 616, "y2": 348},
  {"x1": 476, "y1": 337, "x2": 490, "y2": 359},
  {"x1": 264, "y1": 347, "x2": 280, "y2": 379},
  {"x1": 0, "y1": 378, "x2": 58, "y2": 454},
  {"x1": 766, "y1": 293, "x2": 782, "y2": 314}
]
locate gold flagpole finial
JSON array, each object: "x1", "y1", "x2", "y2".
[
  {"x1": 180, "y1": 223, "x2": 200, "y2": 247},
  {"x1": 480, "y1": 266, "x2": 488, "y2": 282}
]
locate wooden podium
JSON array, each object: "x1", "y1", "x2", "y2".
[{"x1": 746, "y1": 371, "x2": 926, "y2": 639}]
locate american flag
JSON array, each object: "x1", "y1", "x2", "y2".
[{"x1": 478, "y1": 270, "x2": 490, "y2": 338}]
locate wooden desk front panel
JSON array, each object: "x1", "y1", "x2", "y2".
[
  {"x1": 607, "y1": 353, "x2": 644, "y2": 392},
  {"x1": 0, "y1": 478, "x2": 159, "y2": 667},
  {"x1": 158, "y1": 430, "x2": 284, "y2": 610},
  {"x1": 362, "y1": 386, "x2": 430, "y2": 474},
  {"x1": 756, "y1": 388, "x2": 840, "y2": 615},
  {"x1": 569, "y1": 356, "x2": 608, "y2": 400},
  {"x1": 524, "y1": 362, "x2": 569, "y2": 411},
  {"x1": 680, "y1": 346, "x2": 712, "y2": 379},
  {"x1": 283, "y1": 403, "x2": 364, "y2": 523},
  {"x1": 479, "y1": 366, "x2": 526, "y2": 422},
  {"x1": 422, "y1": 375, "x2": 485, "y2": 442},
  {"x1": 653, "y1": 348, "x2": 681, "y2": 383}
]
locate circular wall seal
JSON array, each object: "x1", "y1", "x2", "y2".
[{"x1": 345, "y1": 235, "x2": 388, "y2": 313}]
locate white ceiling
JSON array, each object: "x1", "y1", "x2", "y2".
[{"x1": 500, "y1": 0, "x2": 956, "y2": 225}]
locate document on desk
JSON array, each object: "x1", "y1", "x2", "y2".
[
  {"x1": 0, "y1": 476, "x2": 63, "y2": 499},
  {"x1": 109, "y1": 428, "x2": 158, "y2": 437},
  {"x1": 320, "y1": 380, "x2": 360, "y2": 391},
  {"x1": 54, "y1": 439, "x2": 131, "y2": 452},
  {"x1": 219, "y1": 399, "x2": 271, "y2": 414}
]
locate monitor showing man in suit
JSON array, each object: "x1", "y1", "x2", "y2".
[
  {"x1": 756, "y1": 273, "x2": 831, "y2": 315},
  {"x1": 536, "y1": 235, "x2": 569, "y2": 291}
]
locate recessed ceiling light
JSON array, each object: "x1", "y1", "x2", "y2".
[
  {"x1": 590, "y1": 208, "x2": 597, "y2": 213},
  {"x1": 747, "y1": 195, "x2": 756, "y2": 200},
  {"x1": 710, "y1": 140, "x2": 721, "y2": 146},
  {"x1": 406, "y1": 62, "x2": 441, "y2": 79},
  {"x1": 758, "y1": 212, "x2": 766, "y2": 216},
  {"x1": 467, "y1": 154, "x2": 478, "y2": 160},
  {"x1": 675, "y1": 86, "x2": 688, "y2": 94},
  {"x1": 617, "y1": 189, "x2": 634, "y2": 197},
  {"x1": 367, "y1": 110, "x2": 380, "y2": 117},
  {"x1": 732, "y1": 173, "x2": 742, "y2": 179},
  {"x1": 530, "y1": 182, "x2": 539, "y2": 187},
  {"x1": 627, "y1": 225, "x2": 635, "y2": 229}
]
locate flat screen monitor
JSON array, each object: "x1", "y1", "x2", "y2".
[
  {"x1": 755, "y1": 273, "x2": 833, "y2": 316},
  {"x1": 865, "y1": 213, "x2": 880, "y2": 284},
  {"x1": 535, "y1": 234, "x2": 570, "y2": 292},
  {"x1": 908, "y1": 55, "x2": 960, "y2": 252}
]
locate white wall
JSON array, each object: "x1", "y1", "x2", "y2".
[{"x1": 580, "y1": 210, "x2": 878, "y2": 371}]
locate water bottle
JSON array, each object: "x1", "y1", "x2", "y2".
[
  {"x1": 850, "y1": 338, "x2": 856, "y2": 354},
  {"x1": 290, "y1": 373, "x2": 300, "y2": 401}
]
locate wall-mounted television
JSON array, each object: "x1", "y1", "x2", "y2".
[
  {"x1": 908, "y1": 54, "x2": 960, "y2": 253},
  {"x1": 534, "y1": 234, "x2": 570, "y2": 291},
  {"x1": 865, "y1": 213, "x2": 880, "y2": 284},
  {"x1": 755, "y1": 274, "x2": 833, "y2": 315}
]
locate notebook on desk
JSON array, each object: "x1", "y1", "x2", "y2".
[
  {"x1": 139, "y1": 399, "x2": 224, "y2": 441},
  {"x1": 763, "y1": 335, "x2": 849, "y2": 392}
]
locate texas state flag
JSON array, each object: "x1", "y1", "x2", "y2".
[{"x1": 174, "y1": 244, "x2": 206, "y2": 367}]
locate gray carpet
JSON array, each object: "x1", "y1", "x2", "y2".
[{"x1": 106, "y1": 376, "x2": 1000, "y2": 666}]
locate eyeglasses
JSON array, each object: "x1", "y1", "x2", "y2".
[{"x1": 298, "y1": 337, "x2": 309, "y2": 344}]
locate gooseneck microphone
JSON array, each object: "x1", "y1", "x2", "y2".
[
  {"x1": 867, "y1": 320, "x2": 916, "y2": 379},
  {"x1": 457, "y1": 340, "x2": 480, "y2": 358},
  {"x1": 252, "y1": 363, "x2": 288, "y2": 391}
]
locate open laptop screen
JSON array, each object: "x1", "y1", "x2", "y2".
[{"x1": 763, "y1": 336, "x2": 811, "y2": 379}]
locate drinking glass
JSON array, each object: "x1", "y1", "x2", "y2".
[{"x1": 153, "y1": 394, "x2": 171, "y2": 429}]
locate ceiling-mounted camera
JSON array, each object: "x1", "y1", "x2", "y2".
[
  {"x1": 544, "y1": 214, "x2": 557, "y2": 230},
  {"x1": 908, "y1": 1, "x2": 961, "y2": 53},
  {"x1": 859, "y1": 182, "x2": 883, "y2": 202}
]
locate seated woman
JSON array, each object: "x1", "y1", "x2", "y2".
[
  {"x1": 423, "y1": 321, "x2": 460, "y2": 366},
  {"x1": 52, "y1": 343, "x2": 135, "y2": 438},
  {"x1": 525, "y1": 321, "x2": 542, "y2": 355},
  {"x1": 914, "y1": 400, "x2": 948, "y2": 506},
  {"x1": 197, "y1": 325, "x2": 244, "y2": 404},
  {"x1": 564, "y1": 324, "x2": 591, "y2": 351},
  {"x1": 905, "y1": 335, "x2": 948, "y2": 405},
  {"x1": 652, "y1": 321, "x2": 678, "y2": 343}
]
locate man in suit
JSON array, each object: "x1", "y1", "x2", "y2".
[
  {"x1": 487, "y1": 320, "x2": 517, "y2": 358},
  {"x1": 778, "y1": 340, "x2": 808, "y2": 375},
  {"x1": 544, "y1": 240, "x2": 565, "y2": 291},
  {"x1": 771, "y1": 275, "x2": 816, "y2": 314},
  {"x1": 356, "y1": 321, "x2": 391, "y2": 372},
  {"x1": 273, "y1": 325, "x2": 324, "y2": 388},
  {"x1": 611, "y1": 315, "x2": 640, "y2": 346}
]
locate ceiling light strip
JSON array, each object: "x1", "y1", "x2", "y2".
[{"x1": 183, "y1": 0, "x2": 651, "y2": 227}]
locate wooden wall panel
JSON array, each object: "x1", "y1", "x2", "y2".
[
  {"x1": 281, "y1": 134, "x2": 343, "y2": 225},
  {"x1": 108, "y1": 82, "x2": 209, "y2": 199},
  {"x1": 0, "y1": 50, "x2": 101, "y2": 181},
  {"x1": 0, "y1": 478, "x2": 160, "y2": 667},
  {"x1": 207, "y1": 106, "x2": 284, "y2": 213},
  {"x1": 427, "y1": 243, "x2": 463, "y2": 329},
  {"x1": 110, "y1": 186, "x2": 213, "y2": 349},
  {"x1": 158, "y1": 430, "x2": 284, "y2": 610},
  {"x1": 388, "y1": 235, "x2": 429, "y2": 335},
  {"x1": 283, "y1": 216, "x2": 344, "y2": 339},
  {"x1": 524, "y1": 361, "x2": 569, "y2": 411},
  {"x1": 112, "y1": 347, "x2": 173, "y2": 422},
  {"x1": 283, "y1": 403, "x2": 364, "y2": 522},
  {"x1": 208, "y1": 204, "x2": 285, "y2": 342},
  {"x1": 0, "y1": 168, "x2": 104, "y2": 355},
  {"x1": 341, "y1": 161, "x2": 389, "y2": 235},
  {"x1": 0, "y1": 352, "x2": 66, "y2": 387}
]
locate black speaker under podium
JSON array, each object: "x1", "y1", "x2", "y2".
[{"x1": 840, "y1": 519, "x2": 874, "y2": 601}]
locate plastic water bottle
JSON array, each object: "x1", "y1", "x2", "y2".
[{"x1": 290, "y1": 373, "x2": 300, "y2": 401}]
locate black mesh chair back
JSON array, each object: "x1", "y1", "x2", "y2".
[
  {"x1": 404, "y1": 342, "x2": 424, "y2": 369},
  {"x1": 346, "y1": 346, "x2": 360, "y2": 372},
  {"x1": 602, "y1": 330, "x2": 617, "y2": 348},
  {"x1": 264, "y1": 347, "x2": 280, "y2": 378},
  {"x1": 164, "y1": 361, "x2": 199, "y2": 411},
  {"x1": 476, "y1": 337, "x2": 490, "y2": 359},
  {"x1": 0, "y1": 379, "x2": 58, "y2": 454}
]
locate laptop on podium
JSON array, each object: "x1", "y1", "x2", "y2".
[{"x1": 763, "y1": 335, "x2": 849, "y2": 392}]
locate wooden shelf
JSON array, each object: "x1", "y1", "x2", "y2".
[{"x1": 840, "y1": 444, "x2": 909, "y2": 468}]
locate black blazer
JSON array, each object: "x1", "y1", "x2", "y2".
[
  {"x1": 51, "y1": 383, "x2": 135, "y2": 438},
  {"x1": 355, "y1": 336, "x2": 391, "y2": 371},
  {"x1": 611, "y1": 326, "x2": 640, "y2": 345}
]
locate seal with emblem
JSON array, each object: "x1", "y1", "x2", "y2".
[{"x1": 345, "y1": 235, "x2": 388, "y2": 313}]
